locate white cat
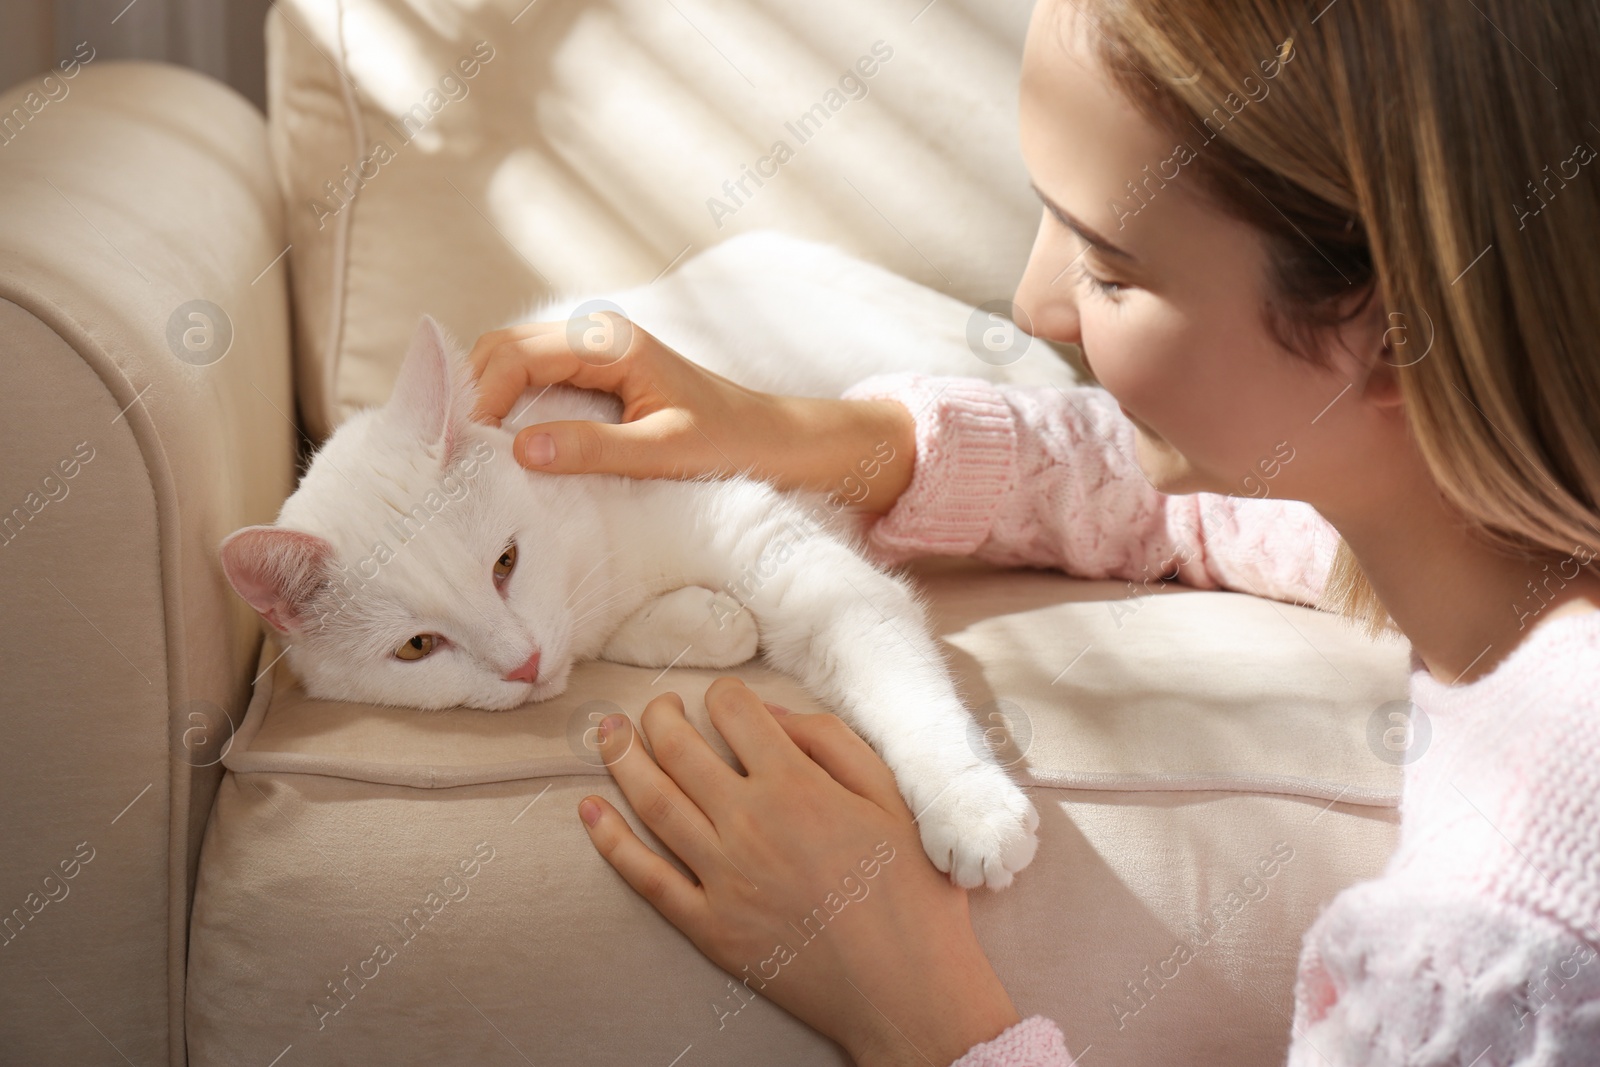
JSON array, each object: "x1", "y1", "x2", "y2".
[{"x1": 220, "y1": 233, "x2": 1042, "y2": 889}]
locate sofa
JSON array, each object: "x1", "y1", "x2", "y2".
[{"x1": 0, "y1": 2, "x2": 1411, "y2": 1064}]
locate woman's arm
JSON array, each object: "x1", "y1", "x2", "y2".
[
  {"x1": 840, "y1": 372, "x2": 1339, "y2": 609},
  {"x1": 467, "y1": 318, "x2": 919, "y2": 512},
  {"x1": 467, "y1": 322, "x2": 1333, "y2": 608}
]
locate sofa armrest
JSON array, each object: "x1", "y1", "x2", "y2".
[{"x1": 0, "y1": 60, "x2": 294, "y2": 1067}]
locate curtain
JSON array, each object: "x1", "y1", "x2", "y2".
[{"x1": 0, "y1": 0, "x2": 271, "y2": 110}]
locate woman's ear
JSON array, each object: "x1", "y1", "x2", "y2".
[
  {"x1": 1331, "y1": 286, "x2": 1406, "y2": 412},
  {"x1": 1363, "y1": 340, "x2": 1405, "y2": 411}
]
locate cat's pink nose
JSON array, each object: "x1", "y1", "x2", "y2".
[{"x1": 504, "y1": 650, "x2": 541, "y2": 684}]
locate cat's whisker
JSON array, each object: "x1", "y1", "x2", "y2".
[
  {"x1": 564, "y1": 550, "x2": 623, "y2": 609},
  {"x1": 569, "y1": 589, "x2": 663, "y2": 629},
  {"x1": 563, "y1": 574, "x2": 638, "y2": 621},
  {"x1": 569, "y1": 578, "x2": 684, "y2": 629},
  {"x1": 564, "y1": 564, "x2": 669, "y2": 617}
]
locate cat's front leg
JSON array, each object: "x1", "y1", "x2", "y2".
[
  {"x1": 716, "y1": 499, "x2": 1040, "y2": 889},
  {"x1": 888, "y1": 744, "x2": 1041, "y2": 891},
  {"x1": 599, "y1": 585, "x2": 760, "y2": 670}
]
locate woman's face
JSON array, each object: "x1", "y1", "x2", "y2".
[{"x1": 1012, "y1": 2, "x2": 1396, "y2": 511}]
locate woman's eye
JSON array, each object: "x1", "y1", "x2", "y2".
[
  {"x1": 494, "y1": 542, "x2": 518, "y2": 583},
  {"x1": 1072, "y1": 258, "x2": 1125, "y2": 298},
  {"x1": 395, "y1": 634, "x2": 439, "y2": 661}
]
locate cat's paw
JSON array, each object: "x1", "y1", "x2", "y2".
[
  {"x1": 600, "y1": 586, "x2": 759, "y2": 670},
  {"x1": 681, "y1": 588, "x2": 761, "y2": 668},
  {"x1": 911, "y1": 764, "x2": 1039, "y2": 890}
]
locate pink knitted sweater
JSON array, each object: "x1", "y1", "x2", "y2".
[{"x1": 838, "y1": 373, "x2": 1600, "y2": 1067}]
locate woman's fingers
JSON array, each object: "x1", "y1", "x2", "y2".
[
  {"x1": 465, "y1": 319, "x2": 792, "y2": 486},
  {"x1": 509, "y1": 413, "x2": 720, "y2": 478},
  {"x1": 579, "y1": 794, "x2": 708, "y2": 931},
  {"x1": 639, "y1": 692, "x2": 745, "y2": 814},
  {"x1": 774, "y1": 712, "x2": 914, "y2": 818},
  {"x1": 467, "y1": 323, "x2": 641, "y2": 423},
  {"x1": 466, "y1": 321, "x2": 560, "y2": 379},
  {"x1": 466, "y1": 324, "x2": 559, "y2": 423},
  {"x1": 596, "y1": 711, "x2": 727, "y2": 875},
  {"x1": 704, "y1": 677, "x2": 803, "y2": 778}
]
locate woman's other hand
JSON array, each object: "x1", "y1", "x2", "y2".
[
  {"x1": 578, "y1": 677, "x2": 1020, "y2": 1066},
  {"x1": 467, "y1": 315, "x2": 915, "y2": 514}
]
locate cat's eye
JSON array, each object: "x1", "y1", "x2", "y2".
[
  {"x1": 395, "y1": 634, "x2": 439, "y2": 661},
  {"x1": 494, "y1": 543, "x2": 518, "y2": 583}
]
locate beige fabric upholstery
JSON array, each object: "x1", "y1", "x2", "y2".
[
  {"x1": 265, "y1": 0, "x2": 1045, "y2": 438},
  {"x1": 0, "y1": 62, "x2": 295, "y2": 1066},
  {"x1": 187, "y1": 560, "x2": 1409, "y2": 1065}
]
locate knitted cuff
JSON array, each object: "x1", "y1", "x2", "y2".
[
  {"x1": 949, "y1": 1015, "x2": 1076, "y2": 1066},
  {"x1": 839, "y1": 372, "x2": 1018, "y2": 564}
]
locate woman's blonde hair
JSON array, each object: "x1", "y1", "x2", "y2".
[{"x1": 1070, "y1": 0, "x2": 1600, "y2": 638}]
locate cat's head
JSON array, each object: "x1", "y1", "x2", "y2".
[{"x1": 220, "y1": 316, "x2": 608, "y2": 711}]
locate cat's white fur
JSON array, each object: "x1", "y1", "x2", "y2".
[{"x1": 221, "y1": 232, "x2": 1041, "y2": 889}]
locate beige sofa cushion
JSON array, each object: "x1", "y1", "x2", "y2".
[
  {"x1": 187, "y1": 559, "x2": 1409, "y2": 1065},
  {"x1": 265, "y1": 0, "x2": 1045, "y2": 438}
]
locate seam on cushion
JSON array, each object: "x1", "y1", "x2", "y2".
[
  {"x1": 229, "y1": 763, "x2": 632, "y2": 788},
  {"x1": 225, "y1": 668, "x2": 1399, "y2": 806},
  {"x1": 231, "y1": 638, "x2": 1399, "y2": 803},
  {"x1": 1024, "y1": 769, "x2": 1399, "y2": 807},
  {"x1": 226, "y1": 634, "x2": 279, "y2": 763},
  {"x1": 323, "y1": 0, "x2": 363, "y2": 436},
  {"x1": 222, "y1": 763, "x2": 1401, "y2": 806},
  {"x1": 233, "y1": 638, "x2": 1399, "y2": 805}
]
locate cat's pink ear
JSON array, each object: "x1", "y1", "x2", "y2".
[
  {"x1": 388, "y1": 315, "x2": 460, "y2": 456},
  {"x1": 220, "y1": 526, "x2": 335, "y2": 635}
]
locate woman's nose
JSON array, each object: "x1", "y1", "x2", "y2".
[{"x1": 1011, "y1": 213, "x2": 1082, "y2": 347}]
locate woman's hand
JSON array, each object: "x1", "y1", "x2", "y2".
[
  {"x1": 466, "y1": 316, "x2": 916, "y2": 514},
  {"x1": 578, "y1": 677, "x2": 1021, "y2": 1066}
]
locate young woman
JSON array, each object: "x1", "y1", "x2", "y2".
[{"x1": 469, "y1": 0, "x2": 1600, "y2": 1061}]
